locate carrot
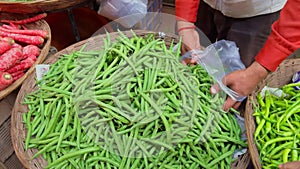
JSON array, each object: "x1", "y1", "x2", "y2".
[
  {"x1": 22, "y1": 45, "x2": 40, "y2": 60},
  {"x1": 1, "y1": 13, "x2": 47, "y2": 25},
  {"x1": 12, "y1": 43, "x2": 23, "y2": 49},
  {"x1": 0, "y1": 41, "x2": 12, "y2": 55},
  {"x1": 6, "y1": 57, "x2": 35, "y2": 74},
  {"x1": 12, "y1": 71, "x2": 25, "y2": 82},
  {"x1": 0, "y1": 36, "x2": 14, "y2": 45},
  {"x1": 0, "y1": 48, "x2": 23, "y2": 71},
  {"x1": 11, "y1": 70, "x2": 24, "y2": 77},
  {"x1": 0, "y1": 27, "x2": 48, "y2": 39},
  {"x1": 9, "y1": 22, "x2": 20, "y2": 29},
  {"x1": 5, "y1": 45, "x2": 40, "y2": 74},
  {"x1": 1, "y1": 24, "x2": 19, "y2": 30},
  {"x1": 0, "y1": 71, "x2": 13, "y2": 90},
  {"x1": 21, "y1": 25, "x2": 28, "y2": 30},
  {"x1": 0, "y1": 30, "x2": 44, "y2": 45}
]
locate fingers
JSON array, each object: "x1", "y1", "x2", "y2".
[
  {"x1": 279, "y1": 162, "x2": 300, "y2": 169},
  {"x1": 181, "y1": 45, "x2": 188, "y2": 54},
  {"x1": 223, "y1": 97, "x2": 239, "y2": 112},
  {"x1": 233, "y1": 102, "x2": 241, "y2": 110},
  {"x1": 181, "y1": 57, "x2": 191, "y2": 65},
  {"x1": 211, "y1": 83, "x2": 241, "y2": 111},
  {"x1": 190, "y1": 55, "x2": 198, "y2": 64}
]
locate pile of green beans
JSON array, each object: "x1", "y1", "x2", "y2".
[
  {"x1": 23, "y1": 31, "x2": 246, "y2": 169},
  {"x1": 253, "y1": 83, "x2": 300, "y2": 168}
]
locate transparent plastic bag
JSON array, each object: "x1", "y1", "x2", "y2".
[
  {"x1": 181, "y1": 40, "x2": 246, "y2": 101},
  {"x1": 97, "y1": 0, "x2": 147, "y2": 28}
]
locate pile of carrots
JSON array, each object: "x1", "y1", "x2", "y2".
[{"x1": 0, "y1": 13, "x2": 48, "y2": 91}]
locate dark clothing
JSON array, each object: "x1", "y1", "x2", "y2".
[{"x1": 195, "y1": 1, "x2": 280, "y2": 67}]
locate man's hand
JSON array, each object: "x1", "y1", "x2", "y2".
[
  {"x1": 279, "y1": 162, "x2": 300, "y2": 169},
  {"x1": 211, "y1": 61, "x2": 269, "y2": 111}
]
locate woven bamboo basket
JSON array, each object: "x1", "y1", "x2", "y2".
[
  {"x1": 0, "y1": 162, "x2": 7, "y2": 169},
  {"x1": 245, "y1": 58, "x2": 300, "y2": 169},
  {"x1": 11, "y1": 30, "x2": 250, "y2": 169},
  {"x1": 0, "y1": 13, "x2": 51, "y2": 100},
  {"x1": 0, "y1": 0, "x2": 90, "y2": 14},
  {"x1": 231, "y1": 150, "x2": 251, "y2": 169}
]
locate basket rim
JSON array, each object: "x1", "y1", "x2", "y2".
[{"x1": 0, "y1": 18, "x2": 51, "y2": 100}]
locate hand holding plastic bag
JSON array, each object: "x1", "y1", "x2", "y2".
[{"x1": 181, "y1": 40, "x2": 246, "y2": 102}]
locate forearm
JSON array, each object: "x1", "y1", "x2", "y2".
[
  {"x1": 255, "y1": 0, "x2": 300, "y2": 72},
  {"x1": 246, "y1": 61, "x2": 269, "y2": 84}
]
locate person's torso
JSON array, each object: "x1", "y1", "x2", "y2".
[{"x1": 203, "y1": 0, "x2": 287, "y2": 18}]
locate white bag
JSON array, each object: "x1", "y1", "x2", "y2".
[{"x1": 98, "y1": 0, "x2": 148, "y2": 28}]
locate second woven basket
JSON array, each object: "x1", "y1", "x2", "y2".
[{"x1": 245, "y1": 58, "x2": 300, "y2": 169}]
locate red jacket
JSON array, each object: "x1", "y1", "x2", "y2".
[
  {"x1": 176, "y1": 0, "x2": 199, "y2": 22},
  {"x1": 255, "y1": 0, "x2": 300, "y2": 71},
  {"x1": 176, "y1": 0, "x2": 300, "y2": 72}
]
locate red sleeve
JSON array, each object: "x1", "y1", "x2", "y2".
[
  {"x1": 175, "y1": 0, "x2": 200, "y2": 22},
  {"x1": 255, "y1": 0, "x2": 300, "y2": 72}
]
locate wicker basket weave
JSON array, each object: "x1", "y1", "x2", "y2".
[
  {"x1": 11, "y1": 30, "x2": 250, "y2": 169},
  {"x1": 245, "y1": 58, "x2": 300, "y2": 169},
  {"x1": 0, "y1": 0, "x2": 90, "y2": 14},
  {"x1": 0, "y1": 13, "x2": 51, "y2": 100}
]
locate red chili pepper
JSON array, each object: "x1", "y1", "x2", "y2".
[{"x1": 1, "y1": 13, "x2": 47, "y2": 25}]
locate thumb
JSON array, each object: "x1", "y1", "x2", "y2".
[{"x1": 222, "y1": 73, "x2": 234, "y2": 88}]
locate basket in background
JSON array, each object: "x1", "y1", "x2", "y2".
[
  {"x1": 0, "y1": 13, "x2": 51, "y2": 100},
  {"x1": 245, "y1": 58, "x2": 300, "y2": 169}
]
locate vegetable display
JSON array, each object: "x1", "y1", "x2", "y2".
[
  {"x1": 22, "y1": 31, "x2": 246, "y2": 169},
  {"x1": 0, "y1": 13, "x2": 48, "y2": 91},
  {"x1": 253, "y1": 83, "x2": 300, "y2": 168}
]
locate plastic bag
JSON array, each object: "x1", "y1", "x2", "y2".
[
  {"x1": 98, "y1": 0, "x2": 147, "y2": 28},
  {"x1": 181, "y1": 40, "x2": 246, "y2": 101}
]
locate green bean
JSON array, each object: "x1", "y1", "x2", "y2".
[
  {"x1": 207, "y1": 148, "x2": 235, "y2": 168},
  {"x1": 45, "y1": 147, "x2": 100, "y2": 169},
  {"x1": 86, "y1": 156, "x2": 120, "y2": 167}
]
